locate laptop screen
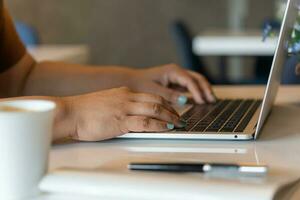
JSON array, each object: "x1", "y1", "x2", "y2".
[{"x1": 255, "y1": 0, "x2": 298, "y2": 138}]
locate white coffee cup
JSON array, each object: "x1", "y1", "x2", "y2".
[{"x1": 0, "y1": 100, "x2": 56, "y2": 200}]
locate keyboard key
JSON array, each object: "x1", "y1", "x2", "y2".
[
  {"x1": 234, "y1": 101, "x2": 261, "y2": 133},
  {"x1": 178, "y1": 99, "x2": 260, "y2": 133},
  {"x1": 190, "y1": 100, "x2": 230, "y2": 132},
  {"x1": 220, "y1": 100, "x2": 253, "y2": 132},
  {"x1": 205, "y1": 100, "x2": 242, "y2": 132},
  {"x1": 180, "y1": 103, "x2": 217, "y2": 131}
]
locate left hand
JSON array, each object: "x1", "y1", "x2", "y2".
[{"x1": 128, "y1": 64, "x2": 216, "y2": 104}]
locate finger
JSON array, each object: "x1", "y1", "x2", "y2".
[
  {"x1": 141, "y1": 82, "x2": 187, "y2": 105},
  {"x1": 188, "y1": 71, "x2": 216, "y2": 103},
  {"x1": 126, "y1": 102, "x2": 182, "y2": 127},
  {"x1": 122, "y1": 116, "x2": 173, "y2": 132},
  {"x1": 132, "y1": 93, "x2": 179, "y2": 116},
  {"x1": 169, "y1": 71, "x2": 205, "y2": 104}
]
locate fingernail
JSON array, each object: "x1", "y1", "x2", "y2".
[
  {"x1": 178, "y1": 120, "x2": 187, "y2": 128},
  {"x1": 177, "y1": 95, "x2": 188, "y2": 106},
  {"x1": 167, "y1": 123, "x2": 175, "y2": 130}
]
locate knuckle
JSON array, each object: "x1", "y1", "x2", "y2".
[
  {"x1": 152, "y1": 103, "x2": 163, "y2": 115},
  {"x1": 113, "y1": 110, "x2": 127, "y2": 123},
  {"x1": 170, "y1": 63, "x2": 179, "y2": 68},
  {"x1": 165, "y1": 63, "x2": 179, "y2": 70},
  {"x1": 200, "y1": 76, "x2": 209, "y2": 84},
  {"x1": 201, "y1": 75, "x2": 208, "y2": 81},
  {"x1": 142, "y1": 117, "x2": 151, "y2": 128},
  {"x1": 120, "y1": 86, "x2": 130, "y2": 93},
  {"x1": 120, "y1": 88, "x2": 132, "y2": 98},
  {"x1": 118, "y1": 125, "x2": 129, "y2": 135},
  {"x1": 171, "y1": 114, "x2": 179, "y2": 121},
  {"x1": 154, "y1": 95, "x2": 164, "y2": 104},
  {"x1": 188, "y1": 79, "x2": 198, "y2": 88},
  {"x1": 121, "y1": 86, "x2": 130, "y2": 90},
  {"x1": 119, "y1": 124, "x2": 129, "y2": 134},
  {"x1": 159, "y1": 123, "x2": 167, "y2": 130}
]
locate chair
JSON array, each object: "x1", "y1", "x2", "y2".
[
  {"x1": 282, "y1": 55, "x2": 300, "y2": 84},
  {"x1": 170, "y1": 20, "x2": 218, "y2": 84},
  {"x1": 252, "y1": 19, "x2": 281, "y2": 84}
]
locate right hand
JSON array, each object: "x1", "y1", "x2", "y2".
[{"x1": 64, "y1": 87, "x2": 183, "y2": 141}]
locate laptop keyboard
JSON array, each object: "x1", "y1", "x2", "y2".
[{"x1": 178, "y1": 99, "x2": 261, "y2": 133}]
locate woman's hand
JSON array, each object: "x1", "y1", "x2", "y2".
[
  {"x1": 128, "y1": 64, "x2": 216, "y2": 105},
  {"x1": 63, "y1": 87, "x2": 184, "y2": 141}
]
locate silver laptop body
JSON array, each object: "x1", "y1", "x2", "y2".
[{"x1": 120, "y1": 0, "x2": 297, "y2": 140}]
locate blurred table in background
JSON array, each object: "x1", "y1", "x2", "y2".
[
  {"x1": 28, "y1": 45, "x2": 90, "y2": 64},
  {"x1": 193, "y1": 30, "x2": 278, "y2": 56},
  {"x1": 193, "y1": 30, "x2": 278, "y2": 82}
]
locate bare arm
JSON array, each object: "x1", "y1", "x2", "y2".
[
  {"x1": 14, "y1": 55, "x2": 215, "y2": 105},
  {"x1": 8, "y1": 52, "x2": 215, "y2": 105},
  {"x1": 0, "y1": 54, "x2": 73, "y2": 141},
  {"x1": 0, "y1": 53, "x2": 183, "y2": 142},
  {"x1": 23, "y1": 56, "x2": 138, "y2": 96},
  {"x1": 0, "y1": 48, "x2": 140, "y2": 98}
]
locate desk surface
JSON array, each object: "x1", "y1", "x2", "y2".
[
  {"x1": 39, "y1": 86, "x2": 300, "y2": 200},
  {"x1": 193, "y1": 30, "x2": 278, "y2": 56}
]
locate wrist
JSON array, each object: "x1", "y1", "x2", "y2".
[
  {"x1": 122, "y1": 68, "x2": 144, "y2": 89},
  {"x1": 52, "y1": 96, "x2": 77, "y2": 141}
]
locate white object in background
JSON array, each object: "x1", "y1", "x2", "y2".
[
  {"x1": 28, "y1": 45, "x2": 90, "y2": 64},
  {"x1": 0, "y1": 100, "x2": 56, "y2": 200},
  {"x1": 193, "y1": 31, "x2": 278, "y2": 56},
  {"x1": 193, "y1": 30, "x2": 278, "y2": 81}
]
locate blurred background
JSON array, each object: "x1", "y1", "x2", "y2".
[{"x1": 8, "y1": 0, "x2": 298, "y2": 85}]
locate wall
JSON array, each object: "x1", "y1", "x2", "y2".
[{"x1": 7, "y1": 0, "x2": 274, "y2": 67}]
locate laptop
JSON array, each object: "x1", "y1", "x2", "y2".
[{"x1": 120, "y1": 0, "x2": 297, "y2": 140}]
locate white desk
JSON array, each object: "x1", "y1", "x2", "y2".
[
  {"x1": 37, "y1": 86, "x2": 300, "y2": 200},
  {"x1": 28, "y1": 45, "x2": 90, "y2": 64},
  {"x1": 193, "y1": 31, "x2": 278, "y2": 56}
]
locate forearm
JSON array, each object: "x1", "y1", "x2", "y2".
[{"x1": 23, "y1": 60, "x2": 137, "y2": 96}]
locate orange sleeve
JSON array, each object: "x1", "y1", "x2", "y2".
[{"x1": 0, "y1": 4, "x2": 26, "y2": 73}]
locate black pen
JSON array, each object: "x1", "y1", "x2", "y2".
[{"x1": 128, "y1": 163, "x2": 268, "y2": 175}]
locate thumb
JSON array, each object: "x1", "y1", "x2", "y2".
[{"x1": 148, "y1": 83, "x2": 187, "y2": 105}]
